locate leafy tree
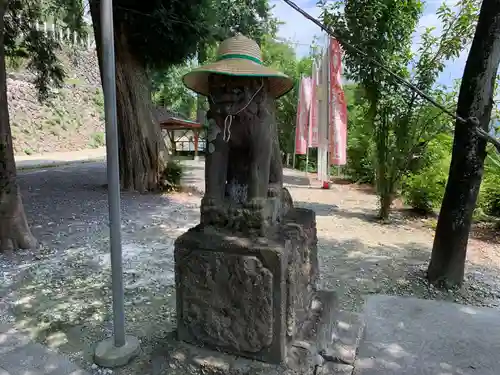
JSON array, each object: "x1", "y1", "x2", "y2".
[
  {"x1": 401, "y1": 133, "x2": 453, "y2": 213},
  {"x1": 88, "y1": 0, "x2": 210, "y2": 192},
  {"x1": 343, "y1": 84, "x2": 374, "y2": 183},
  {"x1": 428, "y1": 0, "x2": 500, "y2": 288},
  {"x1": 400, "y1": 78, "x2": 500, "y2": 217},
  {"x1": 260, "y1": 35, "x2": 318, "y2": 163},
  {"x1": 321, "y1": 0, "x2": 479, "y2": 220},
  {"x1": 0, "y1": 0, "x2": 83, "y2": 251},
  {"x1": 478, "y1": 150, "x2": 500, "y2": 218},
  {"x1": 151, "y1": 63, "x2": 197, "y2": 119},
  {"x1": 320, "y1": 0, "x2": 422, "y2": 219}
]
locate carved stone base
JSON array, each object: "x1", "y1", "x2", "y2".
[
  {"x1": 200, "y1": 188, "x2": 294, "y2": 235},
  {"x1": 174, "y1": 208, "x2": 318, "y2": 364},
  {"x1": 163, "y1": 290, "x2": 356, "y2": 375}
]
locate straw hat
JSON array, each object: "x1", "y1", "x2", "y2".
[{"x1": 182, "y1": 34, "x2": 294, "y2": 99}]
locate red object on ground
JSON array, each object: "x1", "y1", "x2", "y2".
[{"x1": 322, "y1": 181, "x2": 330, "y2": 189}]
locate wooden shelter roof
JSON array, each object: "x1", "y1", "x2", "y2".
[{"x1": 154, "y1": 107, "x2": 202, "y2": 130}]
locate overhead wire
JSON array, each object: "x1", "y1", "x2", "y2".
[{"x1": 281, "y1": 0, "x2": 500, "y2": 152}]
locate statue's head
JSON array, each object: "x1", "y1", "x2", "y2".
[
  {"x1": 207, "y1": 74, "x2": 269, "y2": 116},
  {"x1": 182, "y1": 34, "x2": 294, "y2": 110}
]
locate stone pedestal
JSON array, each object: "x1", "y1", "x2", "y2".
[{"x1": 174, "y1": 208, "x2": 318, "y2": 364}]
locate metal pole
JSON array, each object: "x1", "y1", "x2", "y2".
[
  {"x1": 101, "y1": 0, "x2": 126, "y2": 348},
  {"x1": 326, "y1": 38, "x2": 331, "y2": 184},
  {"x1": 305, "y1": 147, "x2": 309, "y2": 176},
  {"x1": 293, "y1": 79, "x2": 299, "y2": 170}
]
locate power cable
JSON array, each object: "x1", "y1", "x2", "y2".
[{"x1": 281, "y1": 0, "x2": 500, "y2": 152}]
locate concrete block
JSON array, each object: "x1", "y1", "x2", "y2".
[{"x1": 355, "y1": 295, "x2": 500, "y2": 375}]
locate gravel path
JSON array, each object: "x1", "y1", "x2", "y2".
[
  {"x1": 287, "y1": 174, "x2": 500, "y2": 312},
  {"x1": 1, "y1": 161, "x2": 499, "y2": 375}
]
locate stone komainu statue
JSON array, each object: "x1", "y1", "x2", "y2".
[
  {"x1": 176, "y1": 34, "x2": 320, "y2": 366},
  {"x1": 182, "y1": 34, "x2": 295, "y2": 232}
]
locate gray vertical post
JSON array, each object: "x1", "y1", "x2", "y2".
[
  {"x1": 305, "y1": 147, "x2": 309, "y2": 176},
  {"x1": 100, "y1": 0, "x2": 125, "y2": 348},
  {"x1": 94, "y1": 0, "x2": 140, "y2": 368},
  {"x1": 305, "y1": 74, "x2": 309, "y2": 177}
]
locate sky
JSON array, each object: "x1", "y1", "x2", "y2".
[{"x1": 270, "y1": 0, "x2": 468, "y2": 88}]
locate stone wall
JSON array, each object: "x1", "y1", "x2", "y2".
[{"x1": 7, "y1": 47, "x2": 105, "y2": 155}]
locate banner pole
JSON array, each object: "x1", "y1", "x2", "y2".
[
  {"x1": 326, "y1": 37, "x2": 331, "y2": 187},
  {"x1": 306, "y1": 147, "x2": 309, "y2": 176},
  {"x1": 293, "y1": 77, "x2": 300, "y2": 170}
]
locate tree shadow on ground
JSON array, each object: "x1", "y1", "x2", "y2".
[
  {"x1": 2, "y1": 163, "x2": 500, "y2": 375},
  {"x1": 15, "y1": 162, "x2": 201, "y2": 250},
  {"x1": 295, "y1": 200, "x2": 500, "y2": 242},
  {"x1": 294, "y1": 200, "x2": 382, "y2": 223},
  {"x1": 0, "y1": 161, "x2": 201, "y2": 372},
  {"x1": 283, "y1": 173, "x2": 311, "y2": 187},
  {"x1": 317, "y1": 237, "x2": 500, "y2": 313}
]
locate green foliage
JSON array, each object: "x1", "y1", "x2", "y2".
[
  {"x1": 343, "y1": 85, "x2": 375, "y2": 183},
  {"x1": 4, "y1": 0, "x2": 85, "y2": 101},
  {"x1": 89, "y1": 132, "x2": 106, "y2": 148},
  {"x1": 151, "y1": 64, "x2": 196, "y2": 119},
  {"x1": 400, "y1": 133, "x2": 500, "y2": 219},
  {"x1": 477, "y1": 151, "x2": 500, "y2": 217},
  {"x1": 261, "y1": 36, "x2": 299, "y2": 155},
  {"x1": 92, "y1": 89, "x2": 104, "y2": 108},
  {"x1": 260, "y1": 35, "x2": 319, "y2": 159},
  {"x1": 104, "y1": 0, "x2": 212, "y2": 69},
  {"x1": 201, "y1": 0, "x2": 277, "y2": 47},
  {"x1": 320, "y1": 0, "x2": 480, "y2": 219},
  {"x1": 401, "y1": 134, "x2": 452, "y2": 213},
  {"x1": 320, "y1": 0, "x2": 422, "y2": 90},
  {"x1": 160, "y1": 160, "x2": 184, "y2": 190}
]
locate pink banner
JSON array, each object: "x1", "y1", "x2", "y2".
[
  {"x1": 308, "y1": 62, "x2": 319, "y2": 148},
  {"x1": 328, "y1": 38, "x2": 347, "y2": 166},
  {"x1": 295, "y1": 77, "x2": 312, "y2": 155}
]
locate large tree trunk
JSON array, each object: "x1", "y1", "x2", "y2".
[
  {"x1": 0, "y1": 1, "x2": 37, "y2": 251},
  {"x1": 427, "y1": 0, "x2": 500, "y2": 288},
  {"x1": 90, "y1": 1, "x2": 167, "y2": 192}
]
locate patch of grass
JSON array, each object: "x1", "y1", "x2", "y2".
[
  {"x1": 89, "y1": 132, "x2": 105, "y2": 148},
  {"x1": 92, "y1": 89, "x2": 104, "y2": 109},
  {"x1": 24, "y1": 148, "x2": 34, "y2": 155},
  {"x1": 159, "y1": 160, "x2": 184, "y2": 191},
  {"x1": 65, "y1": 77, "x2": 82, "y2": 86},
  {"x1": 91, "y1": 89, "x2": 105, "y2": 121},
  {"x1": 422, "y1": 218, "x2": 438, "y2": 230},
  {"x1": 6, "y1": 55, "x2": 27, "y2": 71}
]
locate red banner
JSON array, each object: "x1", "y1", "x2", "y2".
[
  {"x1": 308, "y1": 62, "x2": 319, "y2": 148},
  {"x1": 328, "y1": 38, "x2": 347, "y2": 166},
  {"x1": 295, "y1": 77, "x2": 312, "y2": 155}
]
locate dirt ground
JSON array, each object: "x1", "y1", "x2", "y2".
[{"x1": 1, "y1": 162, "x2": 499, "y2": 375}]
